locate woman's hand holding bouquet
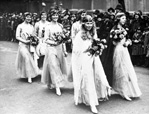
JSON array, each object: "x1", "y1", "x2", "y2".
[{"x1": 85, "y1": 38, "x2": 107, "y2": 56}]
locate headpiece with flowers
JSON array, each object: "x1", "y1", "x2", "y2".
[{"x1": 81, "y1": 15, "x2": 95, "y2": 40}]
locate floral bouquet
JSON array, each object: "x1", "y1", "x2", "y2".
[
  {"x1": 52, "y1": 30, "x2": 70, "y2": 45},
  {"x1": 110, "y1": 28, "x2": 132, "y2": 47},
  {"x1": 110, "y1": 28, "x2": 127, "y2": 41},
  {"x1": 21, "y1": 33, "x2": 39, "y2": 46},
  {"x1": 62, "y1": 28, "x2": 71, "y2": 43},
  {"x1": 27, "y1": 35, "x2": 39, "y2": 46},
  {"x1": 85, "y1": 38, "x2": 107, "y2": 56}
]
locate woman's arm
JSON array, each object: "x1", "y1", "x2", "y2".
[
  {"x1": 44, "y1": 26, "x2": 57, "y2": 45},
  {"x1": 62, "y1": 43, "x2": 67, "y2": 57},
  {"x1": 16, "y1": 25, "x2": 30, "y2": 44},
  {"x1": 33, "y1": 22, "x2": 40, "y2": 39},
  {"x1": 123, "y1": 38, "x2": 132, "y2": 47}
]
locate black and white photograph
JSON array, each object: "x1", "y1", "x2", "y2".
[{"x1": 0, "y1": 0, "x2": 149, "y2": 114}]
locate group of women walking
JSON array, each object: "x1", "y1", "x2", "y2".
[{"x1": 15, "y1": 9, "x2": 142, "y2": 114}]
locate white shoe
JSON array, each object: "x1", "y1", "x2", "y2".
[
  {"x1": 123, "y1": 95, "x2": 132, "y2": 101},
  {"x1": 108, "y1": 88, "x2": 112, "y2": 96},
  {"x1": 28, "y1": 77, "x2": 32, "y2": 83},
  {"x1": 91, "y1": 106, "x2": 98, "y2": 114},
  {"x1": 75, "y1": 101, "x2": 78, "y2": 105},
  {"x1": 124, "y1": 96, "x2": 132, "y2": 101},
  {"x1": 56, "y1": 88, "x2": 61, "y2": 96}
]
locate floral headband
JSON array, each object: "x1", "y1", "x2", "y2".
[{"x1": 82, "y1": 15, "x2": 93, "y2": 23}]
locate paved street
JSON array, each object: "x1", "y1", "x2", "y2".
[{"x1": 0, "y1": 41, "x2": 149, "y2": 114}]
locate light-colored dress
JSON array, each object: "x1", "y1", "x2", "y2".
[
  {"x1": 71, "y1": 21, "x2": 82, "y2": 43},
  {"x1": 113, "y1": 37, "x2": 142, "y2": 98},
  {"x1": 34, "y1": 20, "x2": 50, "y2": 56},
  {"x1": 16, "y1": 22, "x2": 39, "y2": 78},
  {"x1": 41, "y1": 22, "x2": 67, "y2": 88},
  {"x1": 72, "y1": 30, "x2": 111, "y2": 106}
]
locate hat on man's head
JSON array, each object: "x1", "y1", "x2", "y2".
[
  {"x1": 134, "y1": 11, "x2": 140, "y2": 16},
  {"x1": 93, "y1": 10, "x2": 100, "y2": 15},
  {"x1": 115, "y1": 4, "x2": 123, "y2": 11},
  {"x1": 77, "y1": 9, "x2": 86, "y2": 15},
  {"x1": 108, "y1": 7, "x2": 115, "y2": 13}
]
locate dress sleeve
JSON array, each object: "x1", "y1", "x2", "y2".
[
  {"x1": 44, "y1": 25, "x2": 56, "y2": 45},
  {"x1": 71, "y1": 23, "x2": 76, "y2": 43},
  {"x1": 16, "y1": 24, "x2": 22, "y2": 40},
  {"x1": 44, "y1": 26, "x2": 50, "y2": 40},
  {"x1": 34, "y1": 22, "x2": 39, "y2": 37}
]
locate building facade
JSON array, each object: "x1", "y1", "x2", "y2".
[{"x1": 0, "y1": 0, "x2": 149, "y2": 13}]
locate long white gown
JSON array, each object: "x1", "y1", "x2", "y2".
[
  {"x1": 113, "y1": 38, "x2": 142, "y2": 98},
  {"x1": 16, "y1": 22, "x2": 39, "y2": 78},
  {"x1": 41, "y1": 22, "x2": 68, "y2": 88},
  {"x1": 72, "y1": 30, "x2": 111, "y2": 106}
]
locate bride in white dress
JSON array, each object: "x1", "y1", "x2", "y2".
[{"x1": 71, "y1": 15, "x2": 111, "y2": 114}]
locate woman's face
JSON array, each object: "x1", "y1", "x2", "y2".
[
  {"x1": 71, "y1": 15, "x2": 76, "y2": 20},
  {"x1": 25, "y1": 15, "x2": 32, "y2": 23},
  {"x1": 84, "y1": 22, "x2": 93, "y2": 31},
  {"x1": 51, "y1": 13, "x2": 59, "y2": 22},
  {"x1": 119, "y1": 15, "x2": 126, "y2": 25},
  {"x1": 81, "y1": 13, "x2": 86, "y2": 20},
  {"x1": 41, "y1": 13, "x2": 47, "y2": 21}
]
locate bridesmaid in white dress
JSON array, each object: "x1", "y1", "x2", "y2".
[
  {"x1": 41, "y1": 10, "x2": 68, "y2": 96},
  {"x1": 72, "y1": 15, "x2": 111, "y2": 114},
  {"x1": 111, "y1": 12, "x2": 142, "y2": 101},
  {"x1": 16, "y1": 12, "x2": 39, "y2": 83},
  {"x1": 34, "y1": 11, "x2": 50, "y2": 68}
]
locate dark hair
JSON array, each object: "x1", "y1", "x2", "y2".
[
  {"x1": 39, "y1": 11, "x2": 47, "y2": 20},
  {"x1": 49, "y1": 9, "x2": 59, "y2": 20}
]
